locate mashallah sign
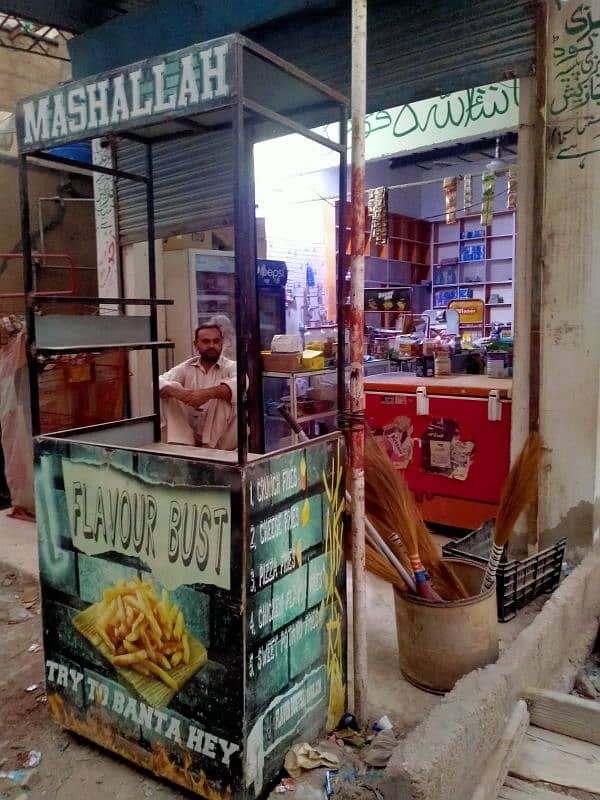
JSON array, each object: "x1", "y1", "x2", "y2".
[{"x1": 16, "y1": 37, "x2": 232, "y2": 152}]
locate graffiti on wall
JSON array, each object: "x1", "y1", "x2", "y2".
[{"x1": 550, "y1": 3, "x2": 600, "y2": 167}]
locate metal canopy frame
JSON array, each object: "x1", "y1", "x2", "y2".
[{"x1": 17, "y1": 33, "x2": 348, "y2": 467}]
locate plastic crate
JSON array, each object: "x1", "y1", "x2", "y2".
[{"x1": 442, "y1": 521, "x2": 566, "y2": 622}]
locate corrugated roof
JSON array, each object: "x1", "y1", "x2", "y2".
[{"x1": 0, "y1": 0, "x2": 160, "y2": 34}]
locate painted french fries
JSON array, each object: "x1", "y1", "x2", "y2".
[{"x1": 94, "y1": 577, "x2": 191, "y2": 690}]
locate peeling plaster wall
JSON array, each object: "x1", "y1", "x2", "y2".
[{"x1": 538, "y1": 0, "x2": 600, "y2": 549}]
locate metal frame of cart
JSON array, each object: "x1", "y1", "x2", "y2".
[
  {"x1": 16, "y1": 32, "x2": 349, "y2": 462},
  {"x1": 15, "y1": 35, "x2": 350, "y2": 800}
]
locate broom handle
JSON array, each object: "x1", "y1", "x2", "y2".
[
  {"x1": 345, "y1": 491, "x2": 416, "y2": 592},
  {"x1": 481, "y1": 542, "x2": 504, "y2": 592},
  {"x1": 279, "y1": 406, "x2": 417, "y2": 593},
  {"x1": 277, "y1": 404, "x2": 309, "y2": 442}
]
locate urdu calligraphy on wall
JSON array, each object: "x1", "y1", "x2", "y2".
[{"x1": 550, "y1": 3, "x2": 600, "y2": 167}]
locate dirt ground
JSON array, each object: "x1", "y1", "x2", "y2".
[{"x1": 0, "y1": 562, "x2": 188, "y2": 800}]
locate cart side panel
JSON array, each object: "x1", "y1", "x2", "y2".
[
  {"x1": 243, "y1": 435, "x2": 346, "y2": 800},
  {"x1": 35, "y1": 436, "x2": 245, "y2": 800}
]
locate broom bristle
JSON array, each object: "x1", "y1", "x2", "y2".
[
  {"x1": 366, "y1": 543, "x2": 410, "y2": 591},
  {"x1": 364, "y1": 435, "x2": 469, "y2": 601},
  {"x1": 494, "y1": 431, "x2": 543, "y2": 548}
]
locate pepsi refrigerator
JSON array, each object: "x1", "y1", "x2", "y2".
[{"x1": 164, "y1": 250, "x2": 286, "y2": 364}]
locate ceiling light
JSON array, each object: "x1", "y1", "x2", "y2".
[{"x1": 486, "y1": 136, "x2": 508, "y2": 174}]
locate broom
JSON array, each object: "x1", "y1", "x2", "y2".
[
  {"x1": 345, "y1": 490, "x2": 417, "y2": 593},
  {"x1": 481, "y1": 431, "x2": 543, "y2": 592},
  {"x1": 364, "y1": 435, "x2": 468, "y2": 601},
  {"x1": 276, "y1": 405, "x2": 417, "y2": 593}
]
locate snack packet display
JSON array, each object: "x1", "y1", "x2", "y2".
[
  {"x1": 507, "y1": 165, "x2": 518, "y2": 210},
  {"x1": 368, "y1": 186, "x2": 388, "y2": 245},
  {"x1": 481, "y1": 170, "x2": 495, "y2": 226},
  {"x1": 463, "y1": 174, "x2": 473, "y2": 213},
  {"x1": 443, "y1": 176, "x2": 457, "y2": 224}
]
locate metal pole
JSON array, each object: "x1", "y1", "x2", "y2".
[
  {"x1": 336, "y1": 106, "x2": 348, "y2": 418},
  {"x1": 350, "y1": 0, "x2": 368, "y2": 729},
  {"x1": 19, "y1": 154, "x2": 40, "y2": 436},
  {"x1": 145, "y1": 142, "x2": 161, "y2": 442},
  {"x1": 232, "y1": 103, "x2": 248, "y2": 466}
]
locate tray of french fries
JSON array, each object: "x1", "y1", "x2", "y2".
[{"x1": 72, "y1": 577, "x2": 207, "y2": 708}]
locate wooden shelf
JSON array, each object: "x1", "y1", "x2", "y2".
[
  {"x1": 336, "y1": 201, "x2": 433, "y2": 314},
  {"x1": 433, "y1": 233, "x2": 514, "y2": 246},
  {"x1": 430, "y1": 210, "x2": 516, "y2": 332}
]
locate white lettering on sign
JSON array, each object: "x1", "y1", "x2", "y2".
[
  {"x1": 45, "y1": 659, "x2": 240, "y2": 765},
  {"x1": 252, "y1": 466, "x2": 299, "y2": 506},
  {"x1": 273, "y1": 675, "x2": 323, "y2": 731},
  {"x1": 20, "y1": 41, "x2": 231, "y2": 148},
  {"x1": 62, "y1": 459, "x2": 231, "y2": 591}
]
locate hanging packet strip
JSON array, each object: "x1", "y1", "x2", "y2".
[
  {"x1": 507, "y1": 166, "x2": 518, "y2": 210},
  {"x1": 463, "y1": 174, "x2": 473, "y2": 213},
  {"x1": 443, "y1": 177, "x2": 457, "y2": 224},
  {"x1": 481, "y1": 171, "x2": 495, "y2": 226},
  {"x1": 368, "y1": 187, "x2": 388, "y2": 246}
]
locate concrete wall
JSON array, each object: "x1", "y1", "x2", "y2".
[
  {"x1": 0, "y1": 45, "x2": 69, "y2": 111},
  {"x1": 537, "y1": 1, "x2": 600, "y2": 549}
]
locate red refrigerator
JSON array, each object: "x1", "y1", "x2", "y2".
[{"x1": 364, "y1": 373, "x2": 512, "y2": 530}]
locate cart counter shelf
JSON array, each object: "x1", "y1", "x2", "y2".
[{"x1": 364, "y1": 373, "x2": 512, "y2": 530}]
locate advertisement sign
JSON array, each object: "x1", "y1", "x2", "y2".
[
  {"x1": 448, "y1": 298, "x2": 484, "y2": 325},
  {"x1": 244, "y1": 437, "x2": 346, "y2": 798},
  {"x1": 256, "y1": 259, "x2": 287, "y2": 289},
  {"x1": 36, "y1": 440, "x2": 244, "y2": 799},
  {"x1": 35, "y1": 434, "x2": 345, "y2": 799}
]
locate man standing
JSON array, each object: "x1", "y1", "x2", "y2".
[{"x1": 159, "y1": 322, "x2": 238, "y2": 450}]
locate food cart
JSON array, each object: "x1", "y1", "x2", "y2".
[{"x1": 16, "y1": 35, "x2": 348, "y2": 799}]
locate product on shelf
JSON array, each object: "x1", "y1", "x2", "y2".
[
  {"x1": 481, "y1": 171, "x2": 495, "y2": 226},
  {"x1": 460, "y1": 243, "x2": 486, "y2": 261},
  {"x1": 443, "y1": 176, "x2": 458, "y2": 224},
  {"x1": 367, "y1": 187, "x2": 388, "y2": 245},
  {"x1": 463, "y1": 174, "x2": 473, "y2": 213},
  {"x1": 507, "y1": 166, "x2": 518, "y2": 210}
]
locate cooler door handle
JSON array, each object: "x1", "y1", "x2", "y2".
[
  {"x1": 488, "y1": 390, "x2": 502, "y2": 422},
  {"x1": 416, "y1": 386, "x2": 429, "y2": 416}
]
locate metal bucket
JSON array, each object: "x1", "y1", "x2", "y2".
[{"x1": 394, "y1": 558, "x2": 498, "y2": 694}]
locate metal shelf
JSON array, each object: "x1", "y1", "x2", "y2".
[
  {"x1": 30, "y1": 296, "x2": 173, "y2": 305},
  {"x1": 35, "y1": 341, "x2": 175, "y2": 355},
  {"x1": 297, "y1": 410, "x2": 337, "y2": 424},
  {"x1": 263, "y1": 368, "x2": 336, "y2": 378}
]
